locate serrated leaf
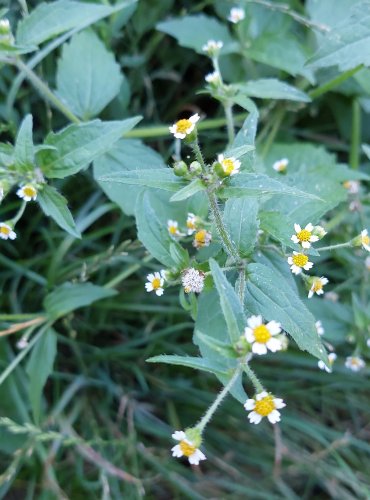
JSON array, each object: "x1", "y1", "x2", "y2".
[
  {"x1": 39, "y1": 117, "x2": 141, "y2": 179},
  {"x1": 146, "y1": 354, "x2": 228, "y2": 376},
  {"x1": 223, "y1": 198, "x2": 259, "y2": 257},
  {"x1": 170, "y1": 179, "x2": 204, "y2": 202},
  {"x1": 99, "y1": 168, "x2": 182, "y2": 192},
  {"x1": 14, "y1": 114, "x2": 34, "y2": 171},
  {"x1": 209, "y1": 259, "x2": 244, "y2": 343},
  {"x1": 37, "y1": 185, "x2": 81, "y2": 238},
  {"x1": 245, "y1": 263, "x2": 328, "y2": 363},
  {"x1": 56, "y1": 31, "x2": 123, "y2": 120},
  {"x1": 44, "y1": 282, "x2": 117, "y2": 320},
  {"x1": 236, "y1": 79, "x2": 311, "y2": 102},
  {"x1": 26, "y1": 327, "x2": 57, "y2": 423},
  {"x1": 157, "y1": 14, "x2": 235, "y2": 54}
]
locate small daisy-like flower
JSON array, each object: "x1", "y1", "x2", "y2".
[
  {"x1": 16, "y1": 184, "x2": 37, "y2": 202},
  {"x1": 0, "y1": 223, "x2": 16, "y2": 240},
  {"x1": 343, "y1": 180, "x2": 360, "y2": 194},
  {"x1": 312, "y1": 225, "x2": 327, "y2": 239},
  {"x1": 217, "y1": 154, "x2": 241, "y2": 176},
  {"x1": 145, "y1": 272, "x2": 165, "y2": 296},
  {"x1": 291, "y1": 223, "x2": 319, "y2": 249},
  {"x1": 202, "y1": 40, "x2": 223, "y2": 55},
  {"x1": 171, "y1": 431, "x2": 206, "y2": 465},
  {"x1": 345, "y1": 356, "x2": 365, "y2": 372},
  {"x1": 244, "y1": 315, "x2": 282, "y2": 355},
  {"x1": 169, "y1": 114, "x2": 200, "y2": 140},
  {"x1": 318, "y1": 353, "x2": 337, "y2": 373},
  {"x1": 181, "y1": 268, "x2": 205, "y2": 294},
  {"x1": 193, "y1": 229, "x2": 212, "y2": 249},
  {"x1": 167, "y1": 219, "x2": 181, "y2": 238},
  {"x1": 228, "y1": 7, "x2": 245, "y2": 23},
  {"x1": 186, "y1": 213, "x2": 198, "y2": 235},
  {"x1": 272, "y1": 158, "x2": 288, "y2": 173},
  {"x1": 361, "y1": 229, "x2": 370, "y2": 252},
  {"x1": 287, "y1": 252, "x2": 313, "y2": 275},
  {"x1": 205, "y1": 71, "x2": 221, "y2": 85},
  {"x1": 365, "y1": 256, "x2": 370, "y2": 270},
  {"x1": 308, "y1": 276, "x2": 329, "y2": 298},
  {"x1": 244, "y1": 391, "x2": 286, "y2": 424},
  {"x1": 315, "y1": 320, "x2": 324, "y2": 336},
  {"x1": 16, "y1": 335, "x2": 29, "y2": 350}
]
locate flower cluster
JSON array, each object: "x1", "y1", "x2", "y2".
[{"x1": 167, "y1": 214, "x2": 211, "y2": 250}]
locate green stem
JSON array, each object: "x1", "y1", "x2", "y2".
[
  {"x1": 15, "y1": 58, "x2": 80, "y2": 124},
  {"x1": 207, "y1": 190, "x2": 240, "y2": 261},
  {"x1": 350, "y1": 98, "x2": 361, "y2": 170},
  {"x1": 224, "y1": 101, "x2": 235, "y2": 145},
  {"x1": 11, "y1": 201, "x2": 27, "y2": 226},
  {"x1": 316, "y1": 241, "x2": 352, "y2": 252},
  {"x1": 237, "y1": 269, "x2": 246, "y2": 303},
  {"x1": 243, "y1": 362, "x2": 264, "y2": 393},
  {"x1": 191, "y1": 137, "x2": 207, "y2": 174},
  {"x1": 309, "y1": 65, "x2": 363, "y2": 100},
  {"x1": 196, "y1": 364, "x2": 242, "y2": 433}
]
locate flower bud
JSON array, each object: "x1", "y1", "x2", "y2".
[
  {"x1": 312, "y1": 225, "x2": 327, "y2": 239},
  {"x1": 189, "y1": 161, "x2": 202, "y2": 176},
  {"x1": 173, "y1": 161, "x2": 188, "y2": 177}
]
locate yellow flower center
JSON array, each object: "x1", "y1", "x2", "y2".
[
  {"x1": 176, "y1": 119, "x2": 192, "y2": 134},
  {"x1": 168, "y1": 225, "x2": 178, "y2": 235},
  {"x1": 362, "y1": 235, "x2": 370, "y2": 246},
  {"x1": 343, "y1": 181, "x2": 350, "y2": 189},
  {"x1": 184, "y1": 286, "x2": 191, "y2": 293},
  {"x1": 254, "y1": 395, "x2": 275, "y2": 416},
  {"x1": 292, "y1": 254, "x2": 308, "y2": 267},
  {"x1": 23, "y1": 186, "x2": 36, "y2": 197},
  {"x1": 0, "y1": 226, "x2": 10, "y2": 235},
  {"x1": 152, "y1": 278, "x2": 161, "y2": 290},
  {"x1": 179, "y1": 440, "x2": 196, "y2": 457},
  {"x1": 253, "y1": 325, "x2": 271, "y2": 343},
  {"x1": 297, "y1": 229, "x2": 311, "y2": 242},
  {"x1": 187, "y1": 220, "x2": 195, "y2": 230},
  {"x1": 312, "y1": 280, "x2": 323, "y2": 292},
  {"x1": 222, "y1": 158, "x2": 235, "y2": 175},
  {"x1": 195, "y1": 230, "x2": 206, "y2": 244}
]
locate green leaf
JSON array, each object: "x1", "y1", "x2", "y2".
[
  {"x1": 94, "y1": 139, "x2": 167, "y2": 216},
  {"x1": 56, "y1": 31, "x2": 123, "y2": 120},
  {"x1": 44, "y1": 282, "x2": 117, "y2": 320},
  {"x1": 236, "y1": 79, "x2": 311, "y2": 102},
  {"x1": 37, "y1": 185, "x2": 81, "y2": 238},
  {"x1": 39, "y1": 117, "x2": 141, "y2": 179},
  {"x1": 223, "y1": 198, "x2": 259, "y2": 257},
  {"x1": 157, "y1": 14, "x2": 235, "y2": 55},
  {"x1": 99, "y1": 168, "x2": 182, "y2": 192},
  {"x1": 170, "y1": 179, "x2": 205, "y2": 202},
  {"x1": 307, "y1": 3, "x2": 370, "y2": 71},
  {"x1": 223, "y1": 144, "x2": 255, "y2": 160},
  {"x1": 146, "y1": 354, "x2": 228, "y2": 376},
  {"x1": 362, "y1": 144, "x2": 370, "y2": 160},
  {"x1": 209, "y1": 259, "x2": 244, "y2": 343},
  {"x1": 14, "y1": 114, "x2": 34, "y2": 171},
  {"x1": 219, "y1": 173, "x2": 321, "y2": 199},
  {"x1": 16, "y1": 0, "x2": 137, "y2": 47},
  {"x1": 26, "y1": 327, "x2": 57, "y2": 423},
  {"x1": 195, "y1": 331, "x2": 237, "y2": 359},
  {"x1": 245, "y1": 263, "x2": 328, "y2": 363},
  {"x1": 135, "y1": 190, "x2": 178, "y2": 267},
  {"x1": 169, "y1": 243, "x2": 189, "y2": 268}
]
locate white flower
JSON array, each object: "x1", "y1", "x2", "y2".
[
  {"x1": 343, "y1": 180, "x2": 360, "y2": 194},
  {"x1": 312, "y1": 225, "x2": 327, "y2": 239},
  {"x1": 0, "y1": 223, "x2": 16, "y2": 240},
  {"x1": 193, "y1": 229, "x2": 212, "y2": 249},
  {"x1": 318, "y1": 353, "x2": 337, "y2": 373},
  {"x1": 291, "y1": 223, "x2": 319, "y2": 249},
  {"x1": 315, "y1": 320, "x2": 324, "y2": 336},
  {"x1": 308, "y1": 276, "x2": 329, "y2": 298},
  {"x1": 145, "y1": 272, "x2": 164, "y2": 296},
  {"x1": 169, "y1": 114, "x2": 200, "y2": 140},
  {"x1": 16, "y1": 336, "x2": 29, "y2": 350},
  {"x1": 244, "y1": 391, "x2": 285, "y2": 424},
  {"x1": 345, "y1": 356, "x2": 365, "y2": 372},
  {"x1": 244, "y1": 315, "x2": 282, "y2": 355},
  {"x1": 228, "y1": 7, "x2": 245, "y2": 23},
  {"x1": 287, "y1": 252, "x2": 313, "y2": 275},
  {"x1": 16, "y1": 184, "x2": 37, "y2": 202},
  {"x1": 217, "y1": 154, "x2": 241, "y2": 176},
  {"x1": 0, "y1": 19, "x2": 10, "y2": 31},
  {"x1": 202, "y1": 40, "x2": 223, "y2": 55},
  {"x1": 272, "y1": 158, "x2": 288, "y2": 173},
  {"x1": 366, "y1": 256, "x2": 370, "y2": 270},
  {"x1": 186, "y1": 213, "x2": 198, "y2": 235},
  {"x1": 167, "y1": 219, "x2": 181, "y2": 237},
  {"x1": 171, "y1": 431, "x2": 206, "y2": 465},
  {"x1": 205, "y1": 71, "x2": 221, "y2": 85},
  {"x1": 325, "y1": 291, "x2": 339, "y2": 302},
  {"x1": 182, "y1": 268, "x2": 205, "y2": 294},
  {"x1": 361, "y1": 229, "x2": 370, "y2": 252}
]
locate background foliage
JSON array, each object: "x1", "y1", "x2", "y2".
[{"x1": 0, "y1": 0, "x2": 369, "y2": 498}]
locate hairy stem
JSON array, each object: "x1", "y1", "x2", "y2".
[
  {"x1": 243, "y1": 362, "x2": 264, "y2": 393},
  {"x1": 208, "y1": 190, "x2": 240, "y2": 261}
]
